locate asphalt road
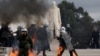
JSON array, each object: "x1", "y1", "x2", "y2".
[
  {"x1": 38, "y1": 39, "x2": 100, "y2": 56},
  {"x1": 0, "y1": 39, "x2": 100, "y2": 56}
]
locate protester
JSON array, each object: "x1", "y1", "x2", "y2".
[
  {"x1": 36, "y1": 25, "x2": 50, "y2": 56},
  {"x1": 28, "y1": 24, "x2": 36, "y2": 38},
  {"x1": 57, "y1": 26, "x2": 78, "y2": 56},
  {"x1": 0, "y1": 23, "x2": 12, "y2": 47}
]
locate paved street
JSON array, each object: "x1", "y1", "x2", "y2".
[
  {"x1": 38, "y1": 39, "x2": 100, "y2": 56},
  {"x1": 0, "y1": 39, "x2": 100, "y2": 56},
  {"x1": 38, "y1": 49, "x2": 100, "y2": 56}
]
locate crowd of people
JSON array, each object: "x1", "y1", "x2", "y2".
[
  {"x1": 0, "y1": 23, "x2": 51, "y2": 56},
  {"x1": 0, "y1": 23, "x2": 99, "y2": 56}
]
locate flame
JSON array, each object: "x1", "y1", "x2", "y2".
[
  {"x1": 73, "y1": 52, "x2": 76, "y2": 56},
  {"x1": 73, "y1": 50, "x2": 78, "y2": 56},
  {"x1": 57, "y1": 46, "x2": 63, "y2": 56},
  {"x1": 9, "y1": 50, "x2": 19, "y2": 56},
  {"x1": 56, "y1": 46, "x2": 78, "y2": 56},
  {"x1": 10, "y1": 49, "x2": 36, "y2": 56},
  {"x1": 28, "y1": 49, "x2": 35, "y2": 56}
]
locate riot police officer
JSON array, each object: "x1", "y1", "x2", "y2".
[{"x1": 17, "y1": 28, "x2": 33, "y2": 56}]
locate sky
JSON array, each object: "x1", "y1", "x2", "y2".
[{"x1": 54, "y1": 0, "x2": 100, "y2": 21}]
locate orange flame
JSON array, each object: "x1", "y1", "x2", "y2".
[
  {"x1": 28, "y1": 49, "x2": 35, "y2": 56},
  {"x1": 57, "y1": 46, "x2": 64, "y2": 56},
  {"x1": 9, "y1": 50, "x2": 19, "y2": 56},
  {"x1": 73, "y1": 50, "x2": 78, "y2": 56},
  {"x1": 56, "y1": 46, "x2": 78, "y2": 56},
  {"x1": 10, "y1": 49, "x2": 36, "y2": 56},
  {"x1": 73, "y1": 52, "x2": 76, "y2": 56}
]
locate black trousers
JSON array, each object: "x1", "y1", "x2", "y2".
[
  {"x1": 18, "y1": 48, "x2": 28, "y2": 56},
  {"x1": 37, "y1": 49, "x2": 47, "y2": 56},
  {"x1": 69, "y1": 49, "x2": 78, "y2": 56},
  {"x1": 95, "y1": 42, "x2": 99, "y2": 48},
  {"x1": 91, "y1": 42, "x2": 99, "y2": 48}
]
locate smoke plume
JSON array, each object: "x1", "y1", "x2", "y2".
[{"x1": 0, "y1": 0, "x2": 49, "y2": 26}]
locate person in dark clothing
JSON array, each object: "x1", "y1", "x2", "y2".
[
  {"x1": 57, "y1": 26, "x2": 78, "y2": 56},
  {"x1": 8, "y1": 30, "x2": 15, "y2": 47},
  {"x1": 91, "y1": 27, "x2": 99, "y2": 48},
  {"x1": 16, "y1": 26, "x2": 23, "y2": 38},
  {"x1": 36, "y1": 25, "x2": 50, "y2": 56},
  {"x1": 0, "y1": 23, "x2": 12, "y2": 47},
  {"x1": 28, "y1": 24, "x2": 36, "y2": 38},
  {"x1": 57, "y1": 34, "x2": 66, "y2": 56},
  {"x1": 17, "y1": 28, "x2": 33, "y2": 56}
]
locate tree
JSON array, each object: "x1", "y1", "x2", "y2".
[{"x1": 58, "y1": 0, "x2": 94, "y2": 48}]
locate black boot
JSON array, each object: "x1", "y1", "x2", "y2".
[
  {"x1": 48, "y1": 48, "x2": 51, "y2": 51},
  {"x1": 43, "y1": 54, "x2": 47, "y2": 56},
  {"x1": 43, "y1": 50, "x2": 47, "y2": 56}
]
